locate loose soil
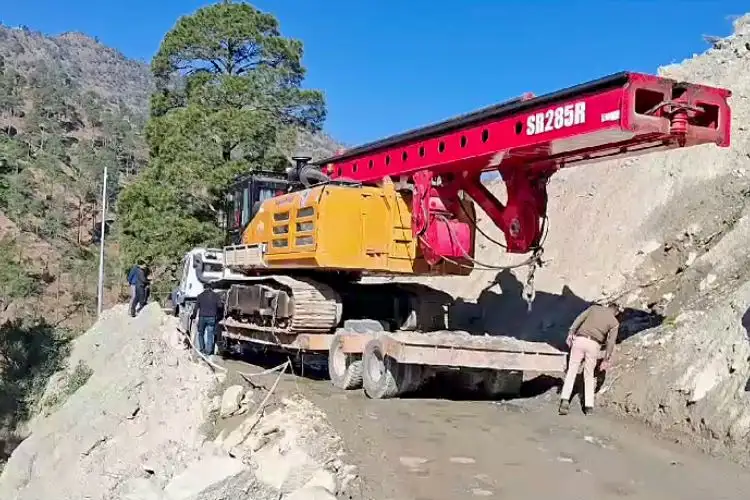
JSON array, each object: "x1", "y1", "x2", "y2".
[{"x1": 221, "y1": 355, "x2": 750, "y2": 500}]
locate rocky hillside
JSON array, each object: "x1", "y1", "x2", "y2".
[
  {"x1": 0, "y1": 28, "x2": 153, "y2": 112},
  {"x1": 0, "y1": 305, "x2": 357, "y2": 499},
  {"x1": 417, "y1": 15, "x2": 750, "y2": 463},
  {"x1": 0, "y1": 24, "x2": 150, "y2": 329}
]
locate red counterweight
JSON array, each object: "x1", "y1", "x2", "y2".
[{"x1": 318, "y1": 72, "x2": 731, "y2": 265}]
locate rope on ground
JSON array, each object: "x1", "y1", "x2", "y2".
[
  {"x1": 179, "y1": 324, "x2": 293, "y2": 435},
  {"x1": 231, "y1": 358, "x2": 290, "y2": 448},
  {"x1": 182, "y1": 327, "x2": 228, "y2": 373},
  {"x1": 178, "y1": 324, "x2": 291, "y2": 387},
  {"x1": 177, "y1": 323, "x2": 290, "y2": 447},
  {"x1": 237, "y1": 363, "x2": 289, "y2": 391},
  {"x1": 237, "y1": 362, "x2": 290, "y2": 378}
]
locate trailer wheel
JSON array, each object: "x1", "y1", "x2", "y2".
[
  {"x1": 362, "y1": 338, "x2": 424, "y2": 399},
  {"x1": 328, "y1": 331, "x2": 363, "y2": 390},
  {"x1": 362, "y1": 338, "x2": 400, "y2": 399}
]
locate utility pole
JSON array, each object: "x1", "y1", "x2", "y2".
[{"x1": 96, "y1": 164, "x2": 108, "y2": 316}]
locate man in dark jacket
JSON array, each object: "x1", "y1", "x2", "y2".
[
  {"x1": 189, "y1": 282, "x2": 222, "y2": 356},
  {"x1": 141, "y1": 265, "x2": 151, "y2": 310},
  {"x1": 127, "y1": 260, "x2": 148, "y2": 317}
]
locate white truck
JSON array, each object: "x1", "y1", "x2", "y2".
[{"x1": 170, "y1": 247, "x2": 225, "y2": 335}]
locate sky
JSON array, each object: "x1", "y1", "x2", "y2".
[{"x1": 0, "y1": 1, "x2": 745, "y2": 146}]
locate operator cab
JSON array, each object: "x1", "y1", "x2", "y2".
[{"x1": 224, "y1": 170, "x2": 290, "y2": 245}]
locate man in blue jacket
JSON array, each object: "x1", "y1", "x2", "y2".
[{"x1": 127, "y1": 260, "x2": 148, "y2": 317}]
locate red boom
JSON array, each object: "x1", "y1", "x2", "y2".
[{"x1": 316, "y1": 72, "x2": 731, "y2": 266}]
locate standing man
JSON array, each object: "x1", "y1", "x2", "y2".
[
  {"x1": 140, "y1": 265, "x2": 152, "y2": 310},
  {"x1": 558, "y1": 302, "x2": 620, "y2": 415},
  {"x1": 189, "y1": 282, "x2": 222, "y2": 356},
  {"x1": 127, "y1": 264, "x2": 137, "y2": 311},
  {"x1": 127, "y1": 260, "x2": 148, "y2": 317}
]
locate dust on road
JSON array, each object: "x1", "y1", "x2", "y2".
[{"x1": 221, "y1": 356, "x2": 750, "y2": 500}]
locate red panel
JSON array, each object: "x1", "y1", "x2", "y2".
[
  {"x1": 319, "y1": 71, "x2": 732, "y2": 263},
  {"x1": 328, "y1": 88, "x2": 623, "y2": 181},
  {"x1": 325, "y1": 72, "x2": 731, "y2": 182},
  {"x1": 422, "y1": 217, "x2": 472, "y2": 266}
]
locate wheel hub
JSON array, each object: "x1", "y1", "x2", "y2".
[{"x1": 368, "y1": 352, "x2": 385, "y2": 382}]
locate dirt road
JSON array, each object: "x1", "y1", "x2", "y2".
[{"x1": 222, "y1": 356, "x2": 750, "y2": 500}]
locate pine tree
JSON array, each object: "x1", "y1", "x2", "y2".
[{"x1": 118, "y1": 1, "x2": 325, "y2": 270}]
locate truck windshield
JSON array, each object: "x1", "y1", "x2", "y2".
[{"x1": 203, "y1": 262, "x2": 223, "y2": 273}]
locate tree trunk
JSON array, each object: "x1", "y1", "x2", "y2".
[{"x1": 77, "y1": 197, "x2": 82, "y2": 245}]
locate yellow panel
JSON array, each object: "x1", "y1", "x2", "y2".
[
  {"x1": 361, "y1": 192, "x2": 388, "y2": 257},
  {"x1": 239, "y1": 182, "x2": 474, "y2": 277}
]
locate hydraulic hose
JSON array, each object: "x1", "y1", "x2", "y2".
[{"x1": 299, "y1": 166, "x2": 330, "y2": 187}]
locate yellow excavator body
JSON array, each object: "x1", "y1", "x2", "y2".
[{"x1": 239, "y1": 181, "x2": 474, "y2": 277}]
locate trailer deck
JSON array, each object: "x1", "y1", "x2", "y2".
[
  {"x1": 332, "y1": 329, "x2": 565, "y2": 373},
  {"x1": 219, "y1": 317, "x2": 566, "y2": 399}
]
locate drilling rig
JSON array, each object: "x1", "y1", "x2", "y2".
[{"x1": 178, "y1": 71, "x2": 731, "y2": 399}]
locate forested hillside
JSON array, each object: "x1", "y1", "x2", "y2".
[
  {"x1": 0, "y1": 19, "x2": 341, "y2": 330},
  {"x1": 0, "y1": 25, "x2": 153, "y2": 465},
  {"x1": 0, "y1": 25, "x2": 149, "y2": 329}
]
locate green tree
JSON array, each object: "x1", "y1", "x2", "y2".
[
  {"x1": 0, "y1": 137, "x2": 39, "y2": 227},
  {"x1": 118, "y1": 1, "x2": 325, "y2": 270},
  {"x1": 0, "y1": 60, "x2": 25, "y2": 118},
  {"x1": 0, "y1": 237, "x2": 42, "y2": 313}
]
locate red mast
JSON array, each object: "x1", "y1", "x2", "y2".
[{"x1": 316, "y1": 72, "x2": 731, "y2": 265}]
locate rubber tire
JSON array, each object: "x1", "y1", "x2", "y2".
[
  {"x1": 328, "y1": 331, "x2": 363, "y2": 390},
  {"x1": 362, "y1": 338, "x2": 400, "y2": 399},
  {"x1": 361, "y1": 340, "x2": 424, "y2": 399}
]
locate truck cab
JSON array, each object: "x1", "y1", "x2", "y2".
[{"x1": 172, "y1": 247, "x2": 224, "y2": 332}]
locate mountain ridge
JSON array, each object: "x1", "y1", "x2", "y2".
[{"x1": 0, "y1": 23, "x2": 342, "y2": 330}]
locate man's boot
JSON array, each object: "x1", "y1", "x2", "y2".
[
  {"x1": 584, "y1": 406, "x2": 594, "y2": 415},
  {"x1": 558, "y1": 399, "x2": 570, "y2": 415}
]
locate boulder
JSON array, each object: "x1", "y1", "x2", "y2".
[{"x1": 219, "y1": 385, "x2": 245, "y2": 418}]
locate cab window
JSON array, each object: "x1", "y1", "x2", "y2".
[
  {"x1": 180, "y1": 256, "x2": 190, "y2": 288},
  {"x1": 241, "y1": 187, "x2": 250, "y2": 226}
]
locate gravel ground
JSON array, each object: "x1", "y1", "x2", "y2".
[
  {"x1": 0, "y1": 305, "x2": 353, "y2": 500},
  {"x1": 222, "y1": 353, "x2": 750, "y2": 500}
]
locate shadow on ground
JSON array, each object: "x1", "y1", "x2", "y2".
[
  {"x1": 741, "y1": 307, "x2": 750, "y2": 392},
  {"x1": 449, "y1": 269, "x2": 665, "y2": 349},
  {"x1": 0, "y1": 318, "x2": 70, "y2": 464}
]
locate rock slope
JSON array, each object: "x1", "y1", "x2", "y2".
[
  {"x1": 0, "y1": 304, "x2": 355, "y2": 499},
  {"x1": 419, "y1": 14, "x2": 750, "y2": 462}
]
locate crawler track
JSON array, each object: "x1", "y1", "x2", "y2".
[
  {"x1": 221, "y1": 275, "x2": 342, "y2": 335},
  {"x1": 277, "y1": 276, "x2": 341, "y2": 334}
]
